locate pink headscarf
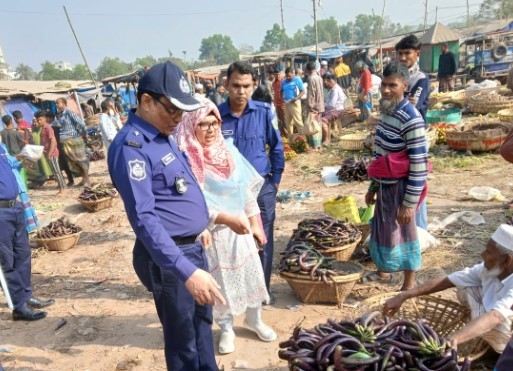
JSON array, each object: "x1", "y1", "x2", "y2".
[{"x1": 175, "y1": 98, "x2": 235, "y2": 185}]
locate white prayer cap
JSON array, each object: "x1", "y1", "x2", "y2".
[
  {"x1": 321, "y1": 60, "x2": 328, "y2": 66},
  {"x1": 195, "y1": 83, "x2": 204, "y2": 90},
  {"x1": 492, "y1": 224, "x2": 513, "y2": 250}
]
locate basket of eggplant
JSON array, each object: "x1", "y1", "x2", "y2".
[
  {"x1": 359, "y1": 292, "x2": 491, "y2": 362},
  {"x1": 289, "y1": 216, "x2": 362, "y2": 261},
  {"x1": 78, "y1": 184, "x2": 118, "y2": 212},
  {"x1": 278, "y1": 311, "x2": 472, "y2": 370},
  {"x1": 34, "y1": 217, "x2": 82, "y2": 251},
  {"x1": 279, "y1": 242, "x2": 364, "y2": 305}
]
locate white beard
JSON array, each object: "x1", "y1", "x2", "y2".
[
  {"x1": 482, "y1": 265, "x2": 502, "y2": 279},
  {"x1": 380, "y1": 98, "x2": 401, "y2": 115}
]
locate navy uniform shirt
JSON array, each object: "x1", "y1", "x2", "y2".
[
  {"x1": 0, "y1": 145, "x2": 19, "y2": 200},
  {"x1": 108, "y1": 111, "x2": 209, "y2": 282},
  {"x1": 218, "y1": 100, "x2": 285, "y2": 184}
]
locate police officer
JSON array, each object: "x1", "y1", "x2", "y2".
[
  {"x1": 107, "y1": 61, "x2": 225, "y2": 371},
  {"x1": 218, "y1": 61, "x2": 285, "y2": 304},
  {"x1": 0, "y1": 145, "x2": 55, "y2": 321}
]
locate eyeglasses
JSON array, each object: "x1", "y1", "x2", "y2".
[
  {"x1": 197, "y1": 121, "x2": 221, "y2": 131},
  {"x1": 152, "y1": 97, "x2": 183, "y2": 118}
]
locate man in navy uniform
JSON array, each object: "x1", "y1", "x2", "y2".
[
  {"x1": 218, "y1": 61, "x2": 285, "y2": 304},
  {"x1": 108, "y1": 61, "x2": 225, "y2": 371},
  {"x1": 0, "y1": 146, "x2": 54, "y2": 321}
]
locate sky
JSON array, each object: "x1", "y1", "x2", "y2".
[{"x1": 0, "y1": 0, "x2": 483, "y2": 71}]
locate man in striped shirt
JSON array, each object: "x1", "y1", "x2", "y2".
[
  {"x1": 55, "y1": 98, "x2": 90, "y2": 187},
  {"x1": 365, "y1": 61, "x2": 428, "y2": 291}
]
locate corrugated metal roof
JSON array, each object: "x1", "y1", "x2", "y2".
[{"x1": 420, "y1": 22, "x2": 460, "y2": 44}]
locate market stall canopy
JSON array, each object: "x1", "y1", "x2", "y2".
[
  {"x1": 245, "y1": 42, "x2": 333, "y2": 62},
  {"x1": 0, "y1": 80, "x2": 96, "y2": 99},
  {"x1": 288, "y1": 44, "x2": 363, "y2": 59},
  {"x1": 420, "y1": 22, "x2": 460, "y2": 45},
  {"x1": 101, "y1": 69, "x2": 144, "y2": 84},
  {"x1": 457, "y1": 18, "x2": 513, "y2": 38}
]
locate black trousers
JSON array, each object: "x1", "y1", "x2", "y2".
[{"x1": 0, "y1": 202, "x2": 32, "y2": 309}]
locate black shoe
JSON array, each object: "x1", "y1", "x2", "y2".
[
  {"x1": 27, "y1": 297, "x2": 55, "y2": 309},
  {"x1": 13, "y1": 304, "x2": 47, "y2": 321}
]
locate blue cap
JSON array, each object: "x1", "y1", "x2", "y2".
[{"x1": 138, "y1": 61, "x2": 202, "y2": 112}]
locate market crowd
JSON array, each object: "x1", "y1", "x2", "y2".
[{"x1": 1, "y1": 33, "x2": 512, "y2": 371}]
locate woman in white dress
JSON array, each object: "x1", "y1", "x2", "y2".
[{"x1": 176, "y1": 98, "x2": 276, "y2": 354}]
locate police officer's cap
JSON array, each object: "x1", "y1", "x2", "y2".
[{"x1": 138, "y1": 61, "x2": 202, "y2": 112}]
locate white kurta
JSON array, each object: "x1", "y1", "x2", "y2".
[{"x1": 449, "y1": 263, "x2": 513, "y2": 352}]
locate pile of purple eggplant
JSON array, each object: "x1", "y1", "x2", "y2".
[
  {"x1": 336, "y1": 157, "x2": 370, "y2": 182},
  {"x1": 278, "y1": 242, "x2": 342, "y2": 283},
  {"x1": 289, "y1": 216, "x2": 362, "y2": 250},
  {"x1": 278, "y1": 311, "x2": 471, "y2": 371}
]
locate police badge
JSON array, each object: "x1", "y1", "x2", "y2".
[
  {"x1": 175, "y1": 176, "x2": 188, "y2": 194},
  {"x1": 128, "y1": 159, "x2": 147, "y2": 181}
]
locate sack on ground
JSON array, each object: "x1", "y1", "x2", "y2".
[
  {"x1": 323, "y1": 195, "x2": 361, "y2": 223},
  {"x1": 20, "y1": 144, "x2": 44, "y2": 162},
  {"x1": 303, "y1": 112, "x2": 321, "y2": 136}
]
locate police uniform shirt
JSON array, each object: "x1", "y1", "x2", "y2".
[
  {"x1": 0, "y1": 146, "x2": 19, "y2": 200},
  {"x1": 218, "y1": 100, "x2": 285, "y2": 185},
  {"x1": 108, "y1": 111, "x2": 209, "y2": 282}
]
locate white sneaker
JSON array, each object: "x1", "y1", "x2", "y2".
[
  {"x1": 243, "y1": 320, "x2": 277, "y2": 342},
  {"x1": 218, "y1": 330, "x2": 235, "y2": 354}
]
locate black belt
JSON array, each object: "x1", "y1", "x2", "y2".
[
  {"x1": 0, "y1": 200, "x2": 17, "y2": 208},
  {"x1": 173, "y1": 235, "x2": 200, "y2": 245}
]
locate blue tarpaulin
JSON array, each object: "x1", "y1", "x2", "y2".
[
  {"x1": 289, "y1": 45, "x2": 363, "y2": 59},
  {"x1": 0, "y1": 98, "x2": 38, "y2": 130}
]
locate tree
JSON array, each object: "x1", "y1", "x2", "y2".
[
  {"x1": 260, "y1": 24, "x2": 291, "y2": 52},
  {"x1": 39, "y1": 61, "x2": 69, "y2": 80},
  {"x1": 199, "y1": 34, "x2": 239, "y2": 65},
  {"x1": 70, "y1": 64, "x2": 90, "y2": 80},
  {"x1": 15, "y1": 64, "x2": 37, "y2": 80},
  {"x1": 478, "y1": 0, "x2": 513, "y2": 20},
  {"x1": 96, "y1": 57, "x2": 131, "y2": 80},
  {"x1": 239, "y1": 43, "x2": 255, "y2": 55},
  {"x1": 133, "y1": 55, "x2": 157, "y2": 70}
]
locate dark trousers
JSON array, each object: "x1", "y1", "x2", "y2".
[
  {"x1": 495, "y1": 341, "x2": 513, "y2": 370},
  {"x1": 0, "y1": 203, "x2": 32, "y2": 309},
  {"x1": 58, "y1": 147, "x2": 74, "y2": 183},
  {"x1": 257, "y1": 176, "x2": 278, "y2": 290},
  {"x1": 133, "y1": 240, "x2": 216, "y2": 371}
]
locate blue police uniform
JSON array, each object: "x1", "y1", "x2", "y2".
[
  {"x1": 108, "y1": 111, "x2": 216, "y2": 371},
  {"x1": 218, "y1": 99, "x2": 285, "y2": 290},
  {"x1": 0, "y1": 145, "x2": 33, "y2": 310}
]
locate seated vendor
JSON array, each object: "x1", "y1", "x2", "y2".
[{"x1": 383, "y1": 224, "x2": 513, "y2": 354}]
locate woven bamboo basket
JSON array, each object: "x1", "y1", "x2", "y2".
[
  {"x1": 358, "y1": 292, "x2": 490, "y2": 361},
  {"x1": 320, "y1": 237, "x2": 362, "y2": 261},
  {"x1": 428, "y1": 90, "x2": 466, "y2": 108},
  {"x1": 85, "y1": 114, "x2": 100, "y2": 127},
  {"x1": 280, "y1": 261, "x2": 364, "y2": 305},
  {"x1": 79, "y1": 197, "x2": 114, "y2": 212},
  {"x1": 356, "y1": 223, "x2": 371, "y2": 245},
  {"x1": 498, "y1": 109, "x2": 513, "y2": 122},
  {"x1": 339, "y1": 133, "x2": 368, "y2": 151},
  {"x1": 468, "y1": 96, "x2": 513, "y2": 114},
  {"x1": 446, "y1": 122, "x2": 512, "y2": 152},
  {"x1": 34, "y1": 231, "x2": 82, "y2": 252}
]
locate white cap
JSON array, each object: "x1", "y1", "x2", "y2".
[
  {"x1": 492, "y1": 224, "x2": 513, "y2": 250},
  {"x1": 195, "y1": 83, "x2": 204, "y2": 90},
  {"x1": 321, "y1": 60, "x2": 328, "y2": 66}
]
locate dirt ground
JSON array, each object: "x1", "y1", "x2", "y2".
[{"x1": 1, "y1": 141, "x2": 511, "y2": 371}]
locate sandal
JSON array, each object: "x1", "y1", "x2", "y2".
[{"x1": 359, "y1": 271, "x2": 393, "y2": 284}]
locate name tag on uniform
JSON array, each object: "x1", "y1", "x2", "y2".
[
  {"x1": 161, "y1": 153, "x2": 175, "y2": 166},
  {"x1": 221, "y1": 130, "x2": 233, "y2": 136}
]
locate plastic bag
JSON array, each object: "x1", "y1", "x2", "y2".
[
  {"x1": 323, "y1": 195, "x2": 361, "y2": 223},
  {"x1": 321, "y1": 166, "x2": 343, "y2": 187},
  {"x1": 468, "y1": 186, "x2": 506, "y2": 202},
  {"x1": 428, "y1": 211, "x2": 486, "y2": 231},
  {"x1": 303, "y1": 112, "x2": 321, "y2": 136},
  {"x1": 417, "y1": 227, "x2": 439, "y2": 253},
  {"x1": 19, "y1": 144, "x2": 44, "y2": 162}
]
